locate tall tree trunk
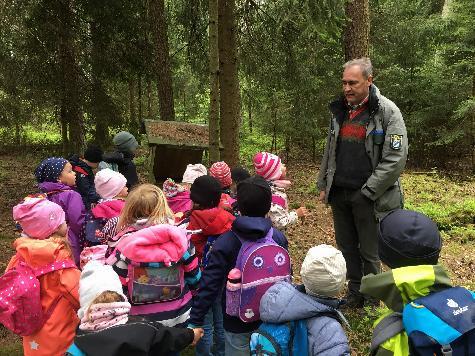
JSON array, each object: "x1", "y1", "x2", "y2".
[
  {"x1": 58, "y1": 0, "x2": 83, "y2": 154},
  {"x1": 248, "y1": 95, "x2": 253, "y2": 133},
  {"x1": 343, "y1": 0, "x2": 370, "y2": 61},
  {"x1": 147, "y1": 78, "x2": 152, "y2": 120},
  {"x1": 91, "y1": 21, "x2": 108, "y2": 144},
  {"x1": 149, "y1": 0, "x2": 175, "y2": 121},
  {"x1": 138, "y1": 74, "x2": 143, "y2": 125},
  {"x1": 208, "y1": 0, "x2": 220, "y2": 163},
  {"x1": 129, "y1": 80, "x2": 136, "y2": 126},
  {"x1": 218, "y1": 0, "x2": 241, "y2": 166}
]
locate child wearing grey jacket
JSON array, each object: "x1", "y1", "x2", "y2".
[{"x1": 259, "y1": 245, "x2": 351, "y2": 356}]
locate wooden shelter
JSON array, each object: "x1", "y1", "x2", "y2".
[{"x1": 144, "y1": 120, "x2": 210, "y2": 182}]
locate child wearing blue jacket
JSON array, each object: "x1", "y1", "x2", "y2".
[{"x1": 188, "y1": 176, "x2": 288, "y2": 356}]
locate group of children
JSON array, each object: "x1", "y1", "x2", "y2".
[{"x1": 1, "y1": 133, "x2": 474, "y2": 356}]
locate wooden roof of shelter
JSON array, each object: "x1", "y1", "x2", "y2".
[{"x1": 145, "y1": 119, "x2": 209, "y2": 148}]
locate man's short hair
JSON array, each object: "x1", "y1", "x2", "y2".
[{"x1": 343, "y1": 57, "x2": 373, "y2": 79}]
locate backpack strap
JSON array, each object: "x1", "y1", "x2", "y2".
[{"x1": 370, "y1": 312, "x2": 403, "y2": 355}]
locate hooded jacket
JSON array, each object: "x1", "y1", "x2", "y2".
[
  {"x1": 67, "y1": 317, "x2": 194, "y2": 356},
  {"x1": 107, "y1": 225, "x2": 201, "y2": 327},
  {"x1": 189, "y1": 216, "x2": 288, "y2": 333},
  {"x1": 102, "y1": 151, "x2": 138, "y2": 189},
  {"x1": 167, "y1": 190, "x2": 193, "y2": 214},
  {"x1": 6, "y1": 236, "x2": 80, "y2": 356},
  {"x1": 360, "y1": 265, "x2": 452, "y2": 356},
  {"x1": 317, "y1": 85, "x2": 408, "y2": 219},
  {"x1": 260, "y1": 281, "x2": 350, "y2": 356},
  {"x1": 69, "y1": 154, "x2": 101, "y2": 210},
  {"x1": 91, "y1": 199, "x2": 125, "y2": 220},
  {"x1": 187, "y1": 207, "x2": 235, "y2": 261},
  {"x1": 38, "y1": 181, "x2": 86, "y2": 265}
]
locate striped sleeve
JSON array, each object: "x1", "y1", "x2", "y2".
[
  {"x1": 182, "y1": 243, "x2": 201, "y2": 289},
  {"x1": 100, "y1": 216, "x2": 119, "y2": 245}
]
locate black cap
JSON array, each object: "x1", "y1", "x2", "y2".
[
  {"x1": 237, "y1": 176, "x2": 272, "y2": 217},
  {"x1": 378, "y1": 209, "x2": 442, "y2": 269},
  {"x1": 231, "y1": 167, "x2": 251, "y2": 185},
  {"x1": 190, "y1": 175, "x2": 222, "y2": 208},
  {"x1": 84, "y1": 144, "x2": 103, "y2": 163}
]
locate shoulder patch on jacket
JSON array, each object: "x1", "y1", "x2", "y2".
[
  {"x1": 389, "y1": 134, "x2": 403, "y2": 150},
  {"x1": 73, "y1": 166, "x2": 89, "y2": 176}
]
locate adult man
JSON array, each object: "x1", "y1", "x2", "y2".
[{"x1": 317, "y1": 58, "x2": 408, "y2": 308}]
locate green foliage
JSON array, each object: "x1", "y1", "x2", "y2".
[{"x1": 239, "y1": 129, "x2": 284, "y2": 165}]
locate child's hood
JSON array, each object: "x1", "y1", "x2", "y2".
[
  {"x1": 189, "y1": 207, "x2": 235, "y2": 235},
  {"x1": 38, "y1": 181, "x2": 73, "y2": 193},
  {"x1": 232, "y1": 216, "x2": 273, "y2": 241},
  {"x1": 92, "y1": 199, "x2": 125, "y2": 219},
  {"x1": 115, "y1": 224, "x2": 189, "y2": 264},
  {"x1": 260, "y1": 281, "x2": 341, "y2": 323},
  {"x1": 10, "y1": 236, "x2": 73, "y2": 269},
  {"x1": 360, "y1": 265, "x2": 452, "y2": 312}
]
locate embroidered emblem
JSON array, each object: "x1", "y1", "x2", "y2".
[
  {"x1": 274, "y1": 253, "x2": 286, "y2": 266},
  {"x1": 389, "y1": 134, "x2": 403, "y2": 150},
  {"x1": 30, "y1": 340, "x2": 39, "y2": 350},
  {"x1": 245, "y1": 309, "x2": 255, "y2": 319},
  {"x1": 253, "y1": 256, "x2": 264, "y2": 268},
  {"x1": 447, "y1": 299, "x2": 458, "y2": 308}
]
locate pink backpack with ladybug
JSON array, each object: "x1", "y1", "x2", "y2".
[
  {"x1": 0, "y1": 259, "x2": 76, "y2": 336},
  {"x1": 226, "y1": 228, "x2": 292, "y2": 322}
]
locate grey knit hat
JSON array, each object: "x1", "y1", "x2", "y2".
[{"x1": 113, "y1": 131, "x2": 138, "y2": 153}]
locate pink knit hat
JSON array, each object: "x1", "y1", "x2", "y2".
[
  {"x1": 95, "y1": 169, "x2": 127, "y2": 199},
  {"x1": 253, "y1": 152, "x2": 283, "y2": 181},
  {"x1": 209, "y1": 161, "x2": 232, "y2": 188},
  {"x1": 13, "y1": 198, "x2": 65, "y2": 239}
]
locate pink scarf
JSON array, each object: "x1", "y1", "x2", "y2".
[{"x1": 79, "y1": 302, "x2": 131, "y2": 331}]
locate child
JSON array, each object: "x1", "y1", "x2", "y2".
[
  {"x1": 7, "y1": 198, "x2": 80, "y2": 356},
  {"x1": 209, "y1": 161, "x2": 236, "y2": 211},
  {"x1": 360, "y1": 209, "x2": 466, "y2": 356},
  {"x1": 80, "y1": 169, "x2": 128, "y2": 266},
  {"x1": 253, "y1": 152, "x2": 307, "y2": 230},
  {"x1": 67, "y1": 261, "x2": 203, "y2": 356},
  {"x1": 106, "y1": 224, "x2": 201, "y2": 328},
  {"x1": 69, "y1": 144, "x2": 104, "y2": 209},
  {"x1": 258, "y1": 245, "x2": 351, "y2": 355},
  {"x1": 187, "y1": 175, "x2": 235, "y2": 356},
  {"x1": 102, "y1": 131, "x2": 139, "y2": 189},
  {"x1": 230, "y1": 167, "x2": 250, "y2": 198},
  {"x1": 101, "y1": 184, "x2": 175, "y2": 257},
  {"x1": 35, "y1": 157, "x2": 86, "y2": 265},
  {"x1": 188, "y1": 176, "x2": 289, "y2": 356},
  {"x1": 188, "y1": 175, "x2": 235, "y2": 261},
  {"x1": 162, "y1": 164, "x2": 207, "y2": 216}
]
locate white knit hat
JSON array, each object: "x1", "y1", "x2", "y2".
[
  {"x1": 182, "y1": 164, "x2": 207, "y2": 184},
  {"x1": 94, "y1": 168, "x2": 127, "y2": 199},
  {"x1": 78, "y1": 261, "x2": 127, "y2": 319},
  {"x1": 300, "y1": 245, "x2": 347, "y2": 298}
]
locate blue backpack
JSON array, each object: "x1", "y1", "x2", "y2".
[
  {"x1": 250, "y1": 320, "x2": 308, "y2": 356},
  {"x1": 371, "y1": 287, "x2": 475, "y2": 356},
  {"x1": 403, "y1": 286, "x2": 475, "y2": 355}
]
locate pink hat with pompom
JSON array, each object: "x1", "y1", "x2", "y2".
[
  {"x1": 13, "y1": 198, "x2": 65, "y2": 239},
  {"x1": 253, "y1": 152, "x2": 283, "y2": 181}
]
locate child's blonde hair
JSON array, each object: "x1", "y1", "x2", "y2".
[
  {"x1": 117, "y1": 184, "x2": 174, "y2": 230},
  {"x1": 87, "y1": 291, "x2": 125, "y2": 319}
]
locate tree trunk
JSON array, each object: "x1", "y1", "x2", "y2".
[
  {"x1": 208, "y1": 0, "x2": 220, "y2": 163},
  {"x1": 149, "y1": 0, "x2": 175, "y2": 121},
  {"x1": 248, "y1": 95, "x2": 253, "y2": 133},
  {"x1": 129, "y1": 80, "x2": 136, "y2": 126},
  {"x1": 218, "y1": 0, "x2": 241, "y2": 166},
  {"x1": 343, "y1": 0, "x2": 370, "y2": 61},
  {"x1": 147, "y1": 78, "x2": 152, "y2": 120},
  {"x1": 59, "y1": 0, "x2": 83, "y2": 154},
  {"x1": 91, "y1": 21, "x2": 108, "y2": 144},
  {"x1": 138, "y1": 74, "x2": 143, "y2": 128}
]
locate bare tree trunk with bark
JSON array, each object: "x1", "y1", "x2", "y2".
[
  {"x1": 149, "y1": 0, "x2": 175, "y2": 121},
  {"x1": 218, "y1": 0, "x2": 241, "y2": 166},
  {"x1": 343, "y1": 0, "x2": 370, "y2": 61},
  {"x1": 208, "y1": 0, "x2": 220, "y2": 163}
]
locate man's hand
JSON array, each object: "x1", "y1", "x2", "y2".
[
  {"x1": 191, "y1": 328, "x2": 204, "y2": 346},
  {"x1": 318, "y1": 190, "x2": 326, "y2": 202},
  {"x1": 296, "y1": 206, "x2": 308, "y2": 218}
]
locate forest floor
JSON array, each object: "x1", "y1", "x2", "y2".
[{"x1": 0, "y1": 149, "x2": 474, "y2": 355}]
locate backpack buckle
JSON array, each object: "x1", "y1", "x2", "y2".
[{"x1": 441, "y1": 344, "x2": 453, "y2": 356}]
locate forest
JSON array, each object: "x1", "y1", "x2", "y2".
[{"x1": 0, "y1": 0, "x2": 474, "y2": 170}]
